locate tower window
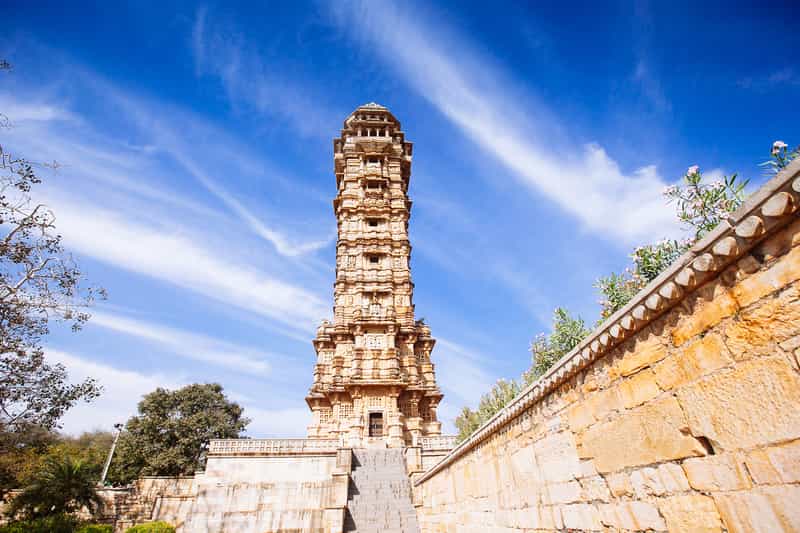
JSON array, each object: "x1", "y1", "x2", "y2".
[
  {"x1": 368, "y1": 255, "x2": 379, "y2": 264},
  {"x1": 367, "y1": 219, "x2": 379, "y2": 227}
]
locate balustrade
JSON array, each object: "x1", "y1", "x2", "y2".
[
  {"x1": 208, "y1": 438, "x2": 340, "y2": 456},
  {"x1": 419, "y1": 435, "x2": 457, "y2": 451}
]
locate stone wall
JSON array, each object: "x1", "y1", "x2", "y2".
[
  {"x1": 103, "y1": 441, "x2": 350, "y2": 533},
  {"x1": 414, "y1": 161, "x2": 800, "y2": 532}
]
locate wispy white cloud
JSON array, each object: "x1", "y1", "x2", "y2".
[
  {"x1": 433, "y1": 338, "x2": 497, "y2": 432},
  {"x1": 100, "y1": 85, "x2": 335, "y2": 259},
  {"x1": 633, "y1": 60, "x2": 671, "y2": 113},
  {"x1": 244, "y1": 406, "x2": 310, "y2": 437},
  {"x1": 738, "y1": 67, "x2": 800, "y2": 91},
  {"x1": 0, "y1": 81, "x2": 333, "y2": 334},
  {"x1": 327, "y1": 1, "x2": 677, "y2": 244},
  {"x1": 90, "y1": 311, "x2": 274, "y2": 375},
  {"x1": 169, "y1": 150, "x2": 334, "y2": 257},
  {"x1": 49, "y1": 349, "x2": 182, "y2": 434},
  {"x1": 45, "y1": 189, "x2": 329, "y2": 332},
  {"x1": 52, "y1": 349, "x2": 308, "y2": 437},
  {"x1": 0, "y1": 94, "x2": 77, "y2": 123},
  {"x1": 191, "y1": 6, "x2": 342, "y2": 140}
]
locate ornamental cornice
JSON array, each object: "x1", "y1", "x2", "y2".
[{"x1": 415, "y1": 158, "x2": 800, "y2": 486}]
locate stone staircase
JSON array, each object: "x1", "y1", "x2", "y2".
[{"x1": 344, "y1": 449, "x2": 420, "y2": 533}]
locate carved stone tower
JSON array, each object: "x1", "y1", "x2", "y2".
[{"x1": 306, "y1": 103, "x2": 443, "y2": 448}]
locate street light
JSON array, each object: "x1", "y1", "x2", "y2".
[{"x1": 99, "y1": 423, "x2": 124, "y2": 486}]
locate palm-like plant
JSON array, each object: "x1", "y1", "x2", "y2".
[{"x1": 7, "y1": 455, "x2": 103, "y2": 519}]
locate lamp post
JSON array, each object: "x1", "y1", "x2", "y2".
[{"x1": 100, "y1": 423, "x2": 124, "y2": 486}]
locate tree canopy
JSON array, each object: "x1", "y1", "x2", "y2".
[
  {"x1": 109, "y1": 383, "x2": 249, "y2": 484},
  {"x1": 0, "y1": 63, "x2": 104, "y2": 436}
]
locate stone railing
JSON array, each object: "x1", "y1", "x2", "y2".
[
  {"x1": 420, "y1": 435, "x2": 457, "y2": 451},
  {"x1": 207, "y1": 438, "x2": 340, "y2": 456},
  {"x1": 416, "y1": 158, "x2": 800, "y2": 486}
]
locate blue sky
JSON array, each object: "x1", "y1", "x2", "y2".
[{"x1": 3, "y1": 0, "x2": 798, "y2": 436}]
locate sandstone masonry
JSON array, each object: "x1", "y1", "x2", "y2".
[
  {"x1": 414, "y1": 159, "x2": 800, "y2": 532},
  {"x1": 307, "y1": 103, "x2": 445, "y2": 448}
]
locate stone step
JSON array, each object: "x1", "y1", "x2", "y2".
[{"x1": 345, "y1": 449, "x2": 419, "y2": 533}]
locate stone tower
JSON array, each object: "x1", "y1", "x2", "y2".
[{"x1": 306, "y1": 103, "x2": 443, "y2": 448}]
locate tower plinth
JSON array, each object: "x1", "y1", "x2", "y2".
[{"x1": 306, "y1": 103, "x2": 443, "y2": 448}]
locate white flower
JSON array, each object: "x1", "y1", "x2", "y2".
[
  {"x1": 772, "y1": 140, "x2": 788, "y2": 156},
  {"x1": 687, "y1": 165, "x2": 699, "y2": 176}
]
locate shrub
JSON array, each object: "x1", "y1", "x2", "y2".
[
  {"x1": 0, "y1": 514, "x2": 79, "y2": 533},
  {"x1": 77, "y1": 525, "x2": 114, "y2": 533},
  {"x1": 124, "y1": 521, "x2": 176, "y2": 533}
]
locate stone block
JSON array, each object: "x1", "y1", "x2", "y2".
[
  {"x1": 566, "y1": 402, "x2": 594, "y2": 432},
  {"x1": 599, "y1": 503, "x2": 635, "y2": 530},
  {"x1": 713, "y1": 485, "x2": 800, "y2": 533},
  {"x1": 584, "y1": 386, "x2": 623, "y2": 423},
  {"x1": 627, "y1": 464, "x2": 682, "y2": 496},
  {"x1": 533, "y1": 431, "x2": 582, "y2": 483},
  {"x1": 672, "y1": 285, "x2": 739, "y2": 347},
  {"x1": 658, "y1": 462, "x2": 690, "y2": 493},
  {"x1": 579, "y1": 475, "x2": 610, "y2": 502},
  {"x1": 611, "y1": 336, "x2": 668, "y2": 379},
  {"x1": 653, "y1": 333, "x2": 733, "y2": 390},
  {"x1": 578, "y1": 397, "x2": 707, "y2": 473},
  {"x1": 630, "y1": 466, "x2": 666, "y2": 497},
  {"x1": 578, "y1": 459, "x2": 598, "y2": 479},
  {"x1": 561, "y1": 503, "x2": 602, "y2": 531},
  {"x1": 682, "y1": 454, "x2": 751, "y2": 491},
  {"x1": 546, "y1": 480, "x2": 582, "y2": 504},
  {"x1": 724, "y1": 285, "x2": 800, "y2": 359},
  {"x1": 509, "y1": 445, "x2": 537, "y2": 479},
  {"x1": 745, "y1": 439, "x2": 800, "y2": 484},
  {"x1": 659, "y1": 494, "x2": 722, "y2": 533},
  {"x1": 731, "y1": 243, "x2": 800, "y2": 308},
  {"x1": 677, "y1": 356, "x2": 800, "y2": 451},
  {"x1": 627, "y1": 501, "x2": 667, "y2": 531},
  {"x1": 604, "y1": 472, "x2": 633, "y2": 498},
  {"x1": 618, "y1": 368, "x2": 662, "y2": 408}
]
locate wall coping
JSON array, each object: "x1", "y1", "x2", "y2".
[{"x1": 416, "y1": 158, "x2": 800, "y2": 486}]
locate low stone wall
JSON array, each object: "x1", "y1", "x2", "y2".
[
  {"x1": 105, "y1": 440, "x2": 350, "y2": 533},
  {"x1": 415, "y1": 161, "x2": 800, "y2": 532}
]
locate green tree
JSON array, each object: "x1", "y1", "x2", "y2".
[
  {"x1": 6, "y1": 455, "x2": 102, "y2": 519},
  {"x1": 109, "y1": 384, "x2": 249, "y2": 484},
  {"x1": 454, "y1": 379, "x2": 521, "y2": 443},
  {"x1": 0, "y1": 429, "x2": 112, "y2": 503},
  {"x1": 0, "y1": 425, "x2": 57, "y2": 499},
  {"x1": 454, "y1": 308, "x2": 588, "y2": 443},
  {"x1": 523, "y1": 308, "x2": 590, "y2": 383}
]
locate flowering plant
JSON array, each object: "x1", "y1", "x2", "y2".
[
  {"x1": 760, "y1": 140, "x2": 799, "y2": 175},
  {"x1": 663, "y1": 167, "x2": 748, "y2": 240}
]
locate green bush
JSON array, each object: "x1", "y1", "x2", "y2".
[
  {"x1": 124, "y1": 522, "x2": 176, "y2": 533},
  {"x1": 76, "y1": 525, "x2": 114, "y2": 533},
  {"x1": 0, "y1": 513, "x2": 79, "y2": 533}
]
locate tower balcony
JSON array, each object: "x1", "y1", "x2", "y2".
[{"x1": 354, "y1": 305, "x2": 396, "y2": 323}]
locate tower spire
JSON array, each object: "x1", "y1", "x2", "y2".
[{"x1": 306, "y1": 104, "x2": 443, "y2": 447}]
